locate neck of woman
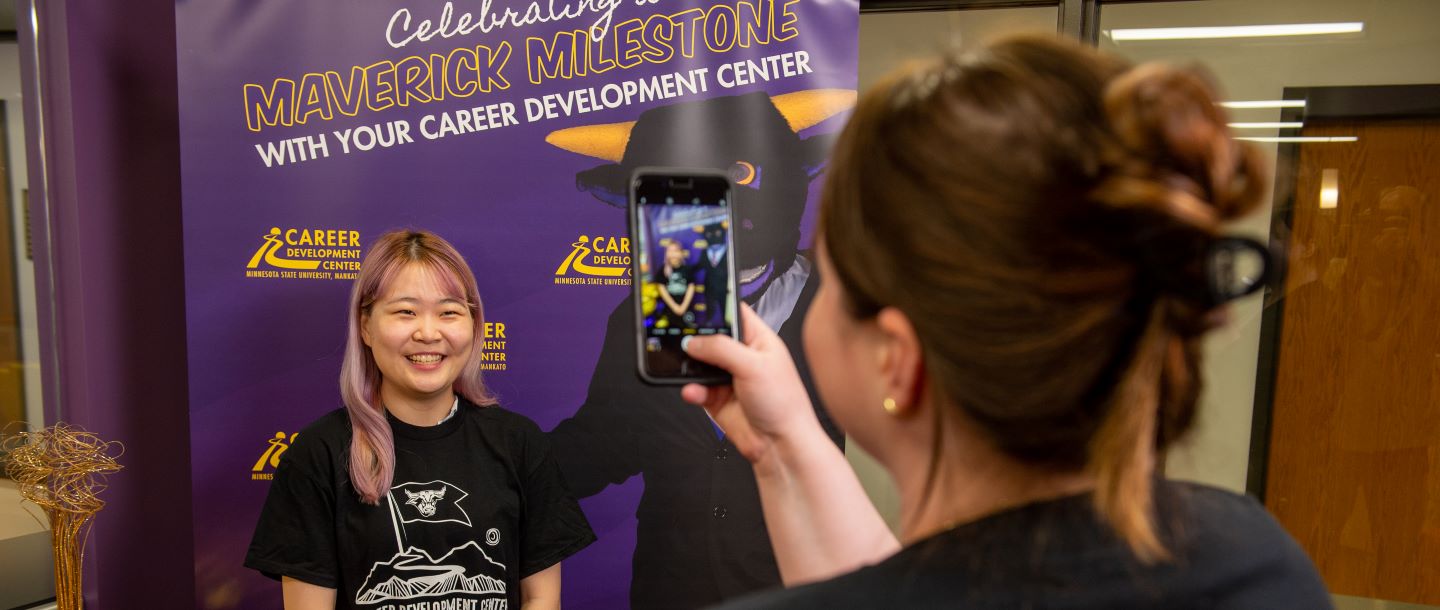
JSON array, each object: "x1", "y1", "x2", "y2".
[
  {"x1": 890, "y1": 412, "x2": 1096, "y2": 545},
  {"x1": 380, "y1": 384, "x2": 456, "y2": 427}
]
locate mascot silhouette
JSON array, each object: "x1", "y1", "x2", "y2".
[{"x1": 546, "y1": 89, "x2": 853, "y2": 609}]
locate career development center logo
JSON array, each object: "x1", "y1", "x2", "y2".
[
  {"x1": 554, "y1": 235, "x2": 631, "y2": 286},
  {"x1": 246, "y1": 227, "x2": 362, "y2": 280}
]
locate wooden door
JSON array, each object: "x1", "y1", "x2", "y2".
[{"x1": 1265, "y1": 118, "x2": 1440, "y2": 605}]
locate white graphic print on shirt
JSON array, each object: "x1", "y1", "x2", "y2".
[
  {"x1": 354, "y1": 480, "x2": 508, "y2": 609},
  {"x1": 405, "y1": 488, "x2": 446, "y2": 518},
  {"x1": 392, "y1": 481, "x2": 473, "y2": 526}
]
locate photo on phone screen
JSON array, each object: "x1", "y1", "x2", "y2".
[{"x1": 630, "y1": 169, "x2": 739, "y2": 384}]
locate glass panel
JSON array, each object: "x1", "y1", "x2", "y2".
[
  {"x1": 852, "y1": 4, "x2": 1060, "y2": 533},
  {"x1": 1101, "y1": 1, "x2": 1440, "y2": 607},
  {"x1": 0, "y1": 6, "x2": 55, "y2": 607}
]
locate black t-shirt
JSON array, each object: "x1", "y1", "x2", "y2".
[
  {"x1": 664, "y1": 265, "x2": 693, "y2": 297},
  {"x1": 245, "y1": 399, "x2": 595, "y2": 610},
  {"x1": 716, "y1": 481, "x2": 1332, "y2": 610}
]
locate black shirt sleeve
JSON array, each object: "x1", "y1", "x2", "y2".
[
  {"x1": 514, "y1": 415, "x2": 598, "y2": 578},
  {"x1": 243, "y1": 428, "x2": 340, "y2": 588}
]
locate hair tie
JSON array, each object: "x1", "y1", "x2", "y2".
[
  {"x1": 1134, "y1": 233, "x2": 1276, "y2": 309},
  {"x1": 1202, "y1": 236, "x2": 1275, "y2": 307}
]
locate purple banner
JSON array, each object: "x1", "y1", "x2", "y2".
[{"x1": 177, "y1": 1, "x2": 856, "y2": 607}]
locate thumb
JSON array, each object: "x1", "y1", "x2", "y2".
[{"x1": 682, "y1": 332, "x2": 755, "y2": 377}]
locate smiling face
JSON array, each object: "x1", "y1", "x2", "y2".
[
  {"x1": 665, "y1": 242, "x2": 686, "y2": 268},
  {"x1": 360, "y1": 263, "x2": 475, "y2": 411}
]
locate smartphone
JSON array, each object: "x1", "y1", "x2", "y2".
[{"x1": 629, "y1": 168, "x2": 741, "y2": 385}]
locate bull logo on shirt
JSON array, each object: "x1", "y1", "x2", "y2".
[
  {"x1": 405, "y1": 487, "x2": 446, "y2": 518},
  {"x1": 391, "y1": 480, "x2": 472, "y2": 527}
]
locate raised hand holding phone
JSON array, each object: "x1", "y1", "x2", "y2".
[
  {"x1": 629, "y1": 168, "x2": 742, "y2": 384},
  {"x1": 678, "y1": 304, "x2": 822, "y2": 465},
  {"x1": 680, "y1": 303, "x2": 901, "y2": 584}
]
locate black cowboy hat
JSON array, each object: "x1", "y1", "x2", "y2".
[{"x1": 546, "y1": 90, "x2": 856, "y2": 206}]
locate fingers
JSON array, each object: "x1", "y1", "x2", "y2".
[
  {"x1": 684, "y1": 303, "x2": 795, "y2": 377},
  {"x1": 682, "y1": 383, "x2": 733, "y2": 410},
  {"x1": 680, "y1": 383, "x2": 711, "y2": 406}
]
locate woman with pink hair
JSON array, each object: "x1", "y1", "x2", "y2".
[{"x1": 246, "y1": 229, "x2": 594, "y2": 609}]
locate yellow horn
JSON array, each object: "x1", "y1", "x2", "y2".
[
  {"x1": 545, "y1": 121, "x2": 636, "y2": 162},
  {"x1": 771, "y1": 89, "x2": 857, "y2": 133}
]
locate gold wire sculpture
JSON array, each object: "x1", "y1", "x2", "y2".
[{"x1": 2, "y1": 423, "x2": 124, "y2": 610}]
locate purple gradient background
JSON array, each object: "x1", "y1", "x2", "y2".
[{"x1": 176, "y1": 1, "x2": 856, "y2": 607}]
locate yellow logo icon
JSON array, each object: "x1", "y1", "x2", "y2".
[
  {"x1": 248, "y1": 227, "x2": 322, "y2": 270},
  {"x1": 252, "y1": 431, "x2": 298, "y2": 481},
  {"x1": 555, "y1": 235, "x2": 631, "y2": 286},
  {"x1": 245, "y1": 227, "x2": 362, "y2": 280}
]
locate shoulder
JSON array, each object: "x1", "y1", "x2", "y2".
[
  {"x1": 280, "y1": 408, "x2": 352, "y2": 474},
  {"x1": 293, "y1": 408, "x2": 352, "y2": 449},
  {"x1": 463, "y1": 402, "x2": 571, "y2": 480},
  {"x1": 1164, "y1": 478, "x2": 1321, "y2": 544},
  {"x1": 1160, "y1": 480, "x2": 1296, "y2": 549},
  {"x1": 297, "y1": 407, "x2": 351, "y2": 437},
  {"x1": 724, "y1": 482, "x2": 1331, "y2": 610},
  {"x1": 461, "y1": 401, "x2": 549, "y2": 451},
  {"x1": 1159, "y1": 481, "x2": 1332, "y2": 606},
  {"x1": 464, "y1": 401, "x2": 543, "y2": 435}
]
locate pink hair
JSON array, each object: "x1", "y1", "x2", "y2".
[{"x1": 339, "y1": 229, "x2": 496, "y2": 505}]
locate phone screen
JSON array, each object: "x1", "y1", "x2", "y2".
[{"x1": 630, "y1": 170, "x2": 738, "y2": 384}]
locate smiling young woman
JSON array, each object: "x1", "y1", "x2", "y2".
[{"x1": 245, "y1": 229, "x2": 594, "y2": 610}]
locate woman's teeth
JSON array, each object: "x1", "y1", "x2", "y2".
[{"x1": 408, "y1": 354, "x2": 442, "y2": 364}]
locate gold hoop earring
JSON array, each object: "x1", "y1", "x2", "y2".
[{"x1": 882, "y1": 397, "x2": 900, "y2": 415}]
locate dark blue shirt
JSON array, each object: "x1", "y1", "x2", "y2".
[{"x1": 717, "y1": 480, "x2": 1331, "y2": 609}]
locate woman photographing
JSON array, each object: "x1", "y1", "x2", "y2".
[{"x1": 681, "y1": 35, "x2": 1330, "y2": 608}]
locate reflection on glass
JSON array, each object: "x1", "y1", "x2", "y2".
[
  {"x1": 1108, "y1": 21, "x2": 1365, "y2": 42},
  {"x1": 1228, "y1": 121, "x2": 1305, "y2": 129},
  {"x1": 1235, "y1": 136, "x2": 1358, "y2": 143},
  {"x1": 1222, "y1": 100, "x2": 1308, "y2": 109},
  {"x1": 1320, "y1": 168, "x2": 1340, "y2": 209}
]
